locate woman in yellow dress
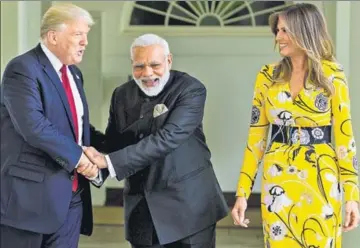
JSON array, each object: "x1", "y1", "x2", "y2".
[{"x1": 231, "y1": 3, "x2": 359, "y2": 248}]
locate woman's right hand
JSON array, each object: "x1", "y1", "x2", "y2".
[{"x1": 231, "y1": 196, "x2": 250, "y2": 228}]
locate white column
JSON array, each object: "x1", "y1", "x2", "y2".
[
  {"x1": 345, "y1": 0, "x2": 360, "y2": 244},
  {"x1": 322, "y1": 1, "x2": 337, "y2": 45},
  {"x1": 335, "y1": 1, "x2": 351, "y2": 76},
  {"x1": 1, "y1": 1, "x2": 41, "y2": 80},
  {"x1": 18, "y1": 1, "x2": 41, "y2": 54},
  {"x1": 337, "y1": 1, "x2": 360, "y2": 247},
  {"x1": 1, "y1": 2, "x2": 20, "y2": 79}
]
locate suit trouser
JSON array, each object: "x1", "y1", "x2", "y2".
[
  {"x1": 0, "y1": 189, "x2": 83, "y2": 248},
  {"x1": 131, "y1": 224, "x2": 216, "y2": 248}
]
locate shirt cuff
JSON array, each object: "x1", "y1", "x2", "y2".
[
  {"x1": 105, "y1": 155, "x2": 116, "y2": 178},
  {"x1": 88, "y1": 170, "x2": 103, "y2": 186}
]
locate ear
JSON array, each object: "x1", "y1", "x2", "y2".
[
  {"x1": 46, "y1": 30, "x2": 58, "y2": 45},
  {"x1": 167, "y1": 53, "x2": 173, "y2": 69}
]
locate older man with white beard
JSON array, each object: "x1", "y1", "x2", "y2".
[{"x1": 83, "y1": 33, "x2": 228, "y2": 248}]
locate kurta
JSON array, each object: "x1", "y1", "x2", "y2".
[{"x1": 236, "y1": 60, "x2": 359, "y2": 248}]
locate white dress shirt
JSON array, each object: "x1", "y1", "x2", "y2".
[{"x1": 105, "y1": 156, "x2": 116, "y2": 178}]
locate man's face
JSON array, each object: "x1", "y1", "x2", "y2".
[
  {"x1": 51, "y1": 18, "x2": 90, "y2": 65},
  {"x1": 132, "y1": 45, "x2": 172, "y2": 96}
]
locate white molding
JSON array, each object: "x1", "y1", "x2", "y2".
[
  {"x1": 121, "y1": 26, "x2": 273, "y2": 37},
  {"x1": 119, "y1": 1, "x2": 135, "y2": 33}
]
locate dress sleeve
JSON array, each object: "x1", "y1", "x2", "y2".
[
  {"x1": 331, "y1": 67, "x2": 359, "y2": 202},
  {"x1": 236, "y1": 66, "x2": 271, "y2": 199}
]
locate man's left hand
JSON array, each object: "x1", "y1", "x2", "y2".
[{"x1": 83, "y1": 146, "x2": 108, "y2": 169}]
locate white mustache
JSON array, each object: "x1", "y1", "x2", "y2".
[{"x1": 140, "y1": 78, "x2": 159, "y2": 82}]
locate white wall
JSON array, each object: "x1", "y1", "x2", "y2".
[
  {"x1": 0, "y1": 0, "x2": 359, "y2": 244},
  {"x1": 0, "y1": 1, "x2": 41, "y2": 80},
  {"x1": 70, "y1": 1, "x2": 283, "y2": 193},
  {"x1": 343, "y1": 1, "x2": 360, "y2": 246},
  {"x1": 1, "y1": 1, "x2": 358, "y2": 200},
  {"x1": 69, "y1": 1, "x2": 359, "y2": 195},
  {"x1": 1, "y1": 1, "x2": 20, "y2": 79}
]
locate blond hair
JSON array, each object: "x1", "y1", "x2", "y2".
[
  {"x1": 269, "y1": 3, "x2": 335, "y2": 95},
  {"x1": 40, "y1": 3, "x2": 94, "y2": 39}
]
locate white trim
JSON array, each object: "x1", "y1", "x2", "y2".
[
  {"x1": 121, "y1": 26, "x2": 273, "y2": 37},
  {"x1": 186, "y1": 2, "x2": 202, "y2": 17},
  {"x1": 119, "y1": 1, "x2": 135, "y2": 33},
  {"x1": 221, "y1": 2, "x2": 248, "y2": 21}
]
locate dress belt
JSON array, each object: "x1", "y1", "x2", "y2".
[{"x1": 271, "y1": 124, "x2": 331, "y2": 145}]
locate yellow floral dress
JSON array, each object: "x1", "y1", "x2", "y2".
[{"x1": 236, "y1": 60, "x2": 359, "y2": 248}]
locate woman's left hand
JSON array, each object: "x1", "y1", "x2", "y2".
[{"x1": 343, "y1": 200, "x2": 360, "y2": 232}]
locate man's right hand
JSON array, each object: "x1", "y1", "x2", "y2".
[
  {"x1": 231, "y1": 196, "x2": 250, "y2": 228},
  {"x1": 83, "y1": 146, "x2": 108, "y2": 169},
  {"x1": 76, "y1": 152, "x2": 99, "y2": 178}
]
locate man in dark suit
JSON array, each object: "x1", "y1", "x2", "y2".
[
  {"x1": 0, "y1": 3, "x2": 105, "y2": 248},
  {"x1": 85, "y1": 33, "x2": 229, "y2": 248}
]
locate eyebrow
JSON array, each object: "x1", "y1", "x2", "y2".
[
  {"x1": 133, "y1": 61, "x2": 162, "y2": 66},
  {"x1": 275, "y1": 26, "x2": 286, "y2": 31},
  {"x1": 72, "y1": 31, "x2": 85, "y2": 35}
]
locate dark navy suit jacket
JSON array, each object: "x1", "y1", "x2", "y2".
[{"x1": 0, "y1": 44, "x2": 103, "y2": 235}]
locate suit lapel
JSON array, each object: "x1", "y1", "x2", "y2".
[{"x1": 35, "y1": 44, "x2": 77, "y2": 139}]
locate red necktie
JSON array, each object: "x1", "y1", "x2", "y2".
[{"x1": 60, "y1": 65, "x2": 79, "y2": 192}]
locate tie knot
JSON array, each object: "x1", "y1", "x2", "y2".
[{"x1": 60, "y1": 64, "x2": 67, "y2": 74}]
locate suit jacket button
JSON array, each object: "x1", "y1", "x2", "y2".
[
  {"x1": 70, "y1": 175, "x2": 74, "y2": 180},
  {"x1": 140, "y1": 115, "x2": 144, "y2": 119},
  {"x1": 139, "y1": 133, "x2": 144, "y2": 139}
]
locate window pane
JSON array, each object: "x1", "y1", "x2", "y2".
[
  {"x1": 129, "y1": 1, "x2": 289, "y2": 27},
  {"x1": 168, "y1": 18, "x2": 196, "y2": 26},
  {"x1": 130, "y1": 8, "x2": 165, "y2": 25},
  {"x1": 136, "y1": 1, "x2": 169, "y2": 12},
  {"x1": 176, "y1": 1, "x2": 199, "y2": 17}
]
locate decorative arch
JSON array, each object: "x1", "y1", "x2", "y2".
[{"x1": 120, "y1": 1, "x2": 294, "y2": 36}]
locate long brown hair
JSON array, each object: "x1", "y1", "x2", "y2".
[{"x1": 269, "y1": 3, "x2": 335, "y2": 95}]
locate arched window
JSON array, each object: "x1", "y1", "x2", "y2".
[
  {"x1": 121, "y1": 1, "x2": 293, "y2": 36},
  {"x1": 131, "y1": 1, "x2": 291, "y2": 26}
]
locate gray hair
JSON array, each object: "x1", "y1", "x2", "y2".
[
  {"x1": 130, "y1": 34, "x2": 170, "y2": 59},
  {"x1": 40, "y1": 3, "x2": 94, "y2": 39}
]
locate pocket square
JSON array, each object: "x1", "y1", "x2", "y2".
[{"x1": 153, "y1": 104, "x2": 168, "y2": 118}]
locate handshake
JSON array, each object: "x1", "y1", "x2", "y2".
[{"x1": 76, "y1": 147, "x2": 108, "y2": 179}]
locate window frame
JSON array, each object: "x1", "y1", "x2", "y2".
[{"x1": 120, "y1": 1, "x2": 295, "y2": 37}]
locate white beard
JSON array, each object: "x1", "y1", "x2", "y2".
[{"x1": 133, "y1": 69, "x2": 170, "y2": 97}]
